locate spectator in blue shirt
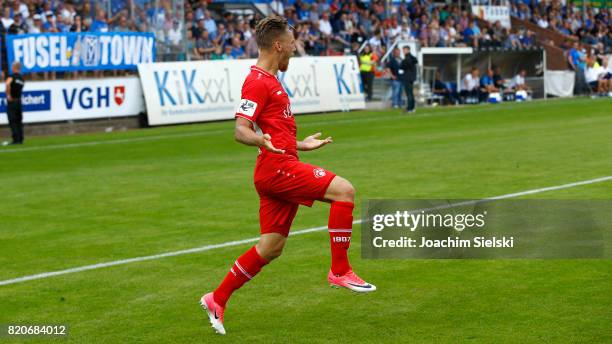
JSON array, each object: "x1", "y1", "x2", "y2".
[
  {"x1": 203, "y1": 10, "x2": 217, "y2": 38},
  {"x1": 463, "y1": 25, "x2": 475, "y2": 46},
  {"x1": 480, "y1": 69, "x2": 497, "y2": 90},
  {"x1": 568, "y1": 42, "x2": 585, "y2": 71},
  {"x1": 90, "y1": 9, "x2": 109, "y2": 32},
  {"x1": 230, "y1": 37, "x2": 245, "y2": 59},
  {"x1": 480, "y1": 68, "x2": 499, "y2": 101},
  {"x1": 221, "y1": 44, "x2": 234, "y2": 60},
  {"x1": 297, "y1": 2, "x2": 310, "y2": 23},
  {"x1": 42, "y1": 11, "x2": 55, "y2": 32},
  {"x1": 520, "y1": 30, "x2": 534, "y2": 47}
]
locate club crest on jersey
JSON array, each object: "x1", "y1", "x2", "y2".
[
  {"x1": 313, "y1": 168, "x2": 326, "y2": 178},
  {"x1": 237, "y1": 99, "x2": 258, "y2": 117},
  {"x1": 283, "y1": 103, "x2": 293, "y2": 118}
]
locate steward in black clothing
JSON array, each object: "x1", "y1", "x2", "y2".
[{"x1": 6, "y1": 62, "x2": 25, "y2": 145}]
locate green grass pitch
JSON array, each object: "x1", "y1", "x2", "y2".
[{"x1": 0, "y1": 98, "x2": 611, "y2": 343}]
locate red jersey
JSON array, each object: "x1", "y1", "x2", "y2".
[
  {"x1": 235, "y1": 66, "x2": 297, "y2": 160},
  {"x1": 235, "y1": 67, "x2": 337, "y2": 237}
]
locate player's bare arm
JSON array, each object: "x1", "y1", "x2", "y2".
[
  {"x1": 235, "y1": 116, "x2": 285, "y2": 154},
  {"x1": 297, "y1": 132, "x2": 333, "y2": 151}
]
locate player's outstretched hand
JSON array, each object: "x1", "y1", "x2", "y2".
[
  {"x1": 261, "y1": 133, "x2": 285, "y2": 154},
  {"x1": 298, "y1": 132, "x2": 333, "y2": 151}
]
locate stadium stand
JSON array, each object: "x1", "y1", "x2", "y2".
[{"x1": 0, "y1": 0, "x2": 609, "y2": 98}]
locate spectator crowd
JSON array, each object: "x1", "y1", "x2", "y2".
[
  {"x1": 0, "y1": 0, "x2": 545, "y2": 64},
  {"x1": 0, "y1": 0, "x2": 608, "y2": 95},
  {"x1": 509, "y1": 0, "x2": 610, "y2": 95},
  {"x1": 0, "y1": 0, "x2": 607, "y2": 61},
  {"x1": 511, "y1": 0, "x2": 610, "y2": 53}
]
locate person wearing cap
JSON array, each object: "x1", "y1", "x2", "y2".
[
  {"x1": 167, "y1": 18, "x2": 183, "y2": 48},
  {"x1": 43, "y1": 11, "x2": 56, "y2": 32},
  {"x1": 28, "y1": 13, "x2": 42, "y2": 33}
]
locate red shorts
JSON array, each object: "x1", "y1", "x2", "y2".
[{"x1": 254, "y1": 155, "x2": 336, "y2": 237}]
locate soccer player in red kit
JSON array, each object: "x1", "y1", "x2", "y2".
[{"x1": 200, "y1": 16, "x2": 376, "y2": 335}]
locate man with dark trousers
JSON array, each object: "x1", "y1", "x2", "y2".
[
  {"x1": 5, "y1": 62, "x2": 25, "y2": 145},
  {"x1": 400, "y1": 45, "x2": 418, "y2": 113}
]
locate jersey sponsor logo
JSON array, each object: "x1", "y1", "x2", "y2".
[
  {"x1": 236, "y1": 98, "x2": 257, "y2": 117},
  {"x1": 313, "y1": 168, "x2": 326, "y2": 178}
]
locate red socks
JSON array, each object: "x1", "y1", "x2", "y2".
[
  {"x1": 213, "y1": 202, "x2": 354, "y2": 305},
  {"x1": 213, "y1": 246, "x2": 268, "y2": 307},
  {"x1": 328, "y1": 201, "x2": 354, "y2": 276}
]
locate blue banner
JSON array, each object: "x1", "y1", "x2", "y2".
[
  {"x1": 0, "y1": 91, "x2": 51, "y2": 112},
  {"x1": 7, "y1": 32, "x2": 156, "y2": 74}
]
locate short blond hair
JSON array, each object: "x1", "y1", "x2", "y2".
[{"x1": 255, "y1": 16, "x2": 289, "y2": 50}]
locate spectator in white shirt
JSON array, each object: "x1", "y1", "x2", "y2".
[
  {"x1": 167, "y1": 19, "x2": 183, "y2": 47},
  {"x1": 388, "y1": 21, "x2": 402, "y2": 40},
  {"x1": 536, "y1": 14, "x2": 548, "y2": 29},
  {"x1": 460, "y1": 67, "x2": 480, "y2": 102},
  {"x1": 398, "y1": 21, "x2": 412, "y2": 41},
  {"x1": 309, "y1": 3, "x2": 320, "y2": 22},
  {"x1": 510, "y1": 69, "x2": 530, "y2": 91},
  {"x1": 599, "y1": 58, "x2": 612, "y2": 96},
  {"x1": 13, "y1": 0, "x2": 29, "y2": 20},
  {"x1": 318, "y1": 12, "x2": 332, "y2": 37},
  {"x1": 463, "y1": 67, "x2": 480, "y2": 91},
  {"x1": 2, "y1": 7, "x2": 14, "y2": 30},
  {"x1": 368, "y1": 29, "x2": 383, "y2": 55},
  {"x1": 584, "y1": 59, "x2": 605, "y2": 93},
  {"x1": 28, "y1": 14, "x2": 43, "y2": 33},
  {"x1": 270, "y1": 0, "x2": 284, "y2": 15}
]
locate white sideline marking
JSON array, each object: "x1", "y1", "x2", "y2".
[{"x1": 1, "y1": 175, "x2": 611, "y2": 287}]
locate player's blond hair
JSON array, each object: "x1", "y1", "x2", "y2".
[{"x1": 255, "y1": 16, "x2": 289, "y2": 50}]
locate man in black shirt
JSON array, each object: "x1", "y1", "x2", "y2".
[
  {"x1": 5, "y1": 62, "x2": 25, "y2": 145},
  {"x1": 432, "y1": 71, "x2": 457, "y2": 105},
  {"x1": 8, "y1": 13, "x2": 27, "y2": 35},
  {"x1": 400, "y1": 46, "x2": 418, "y2": 113},
  {"x1": 385, "y1": 47, "x2": 404, "y2": 108},
  {"x1": 493, "y1": 66, "x2": 505, "y2": 92}
]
